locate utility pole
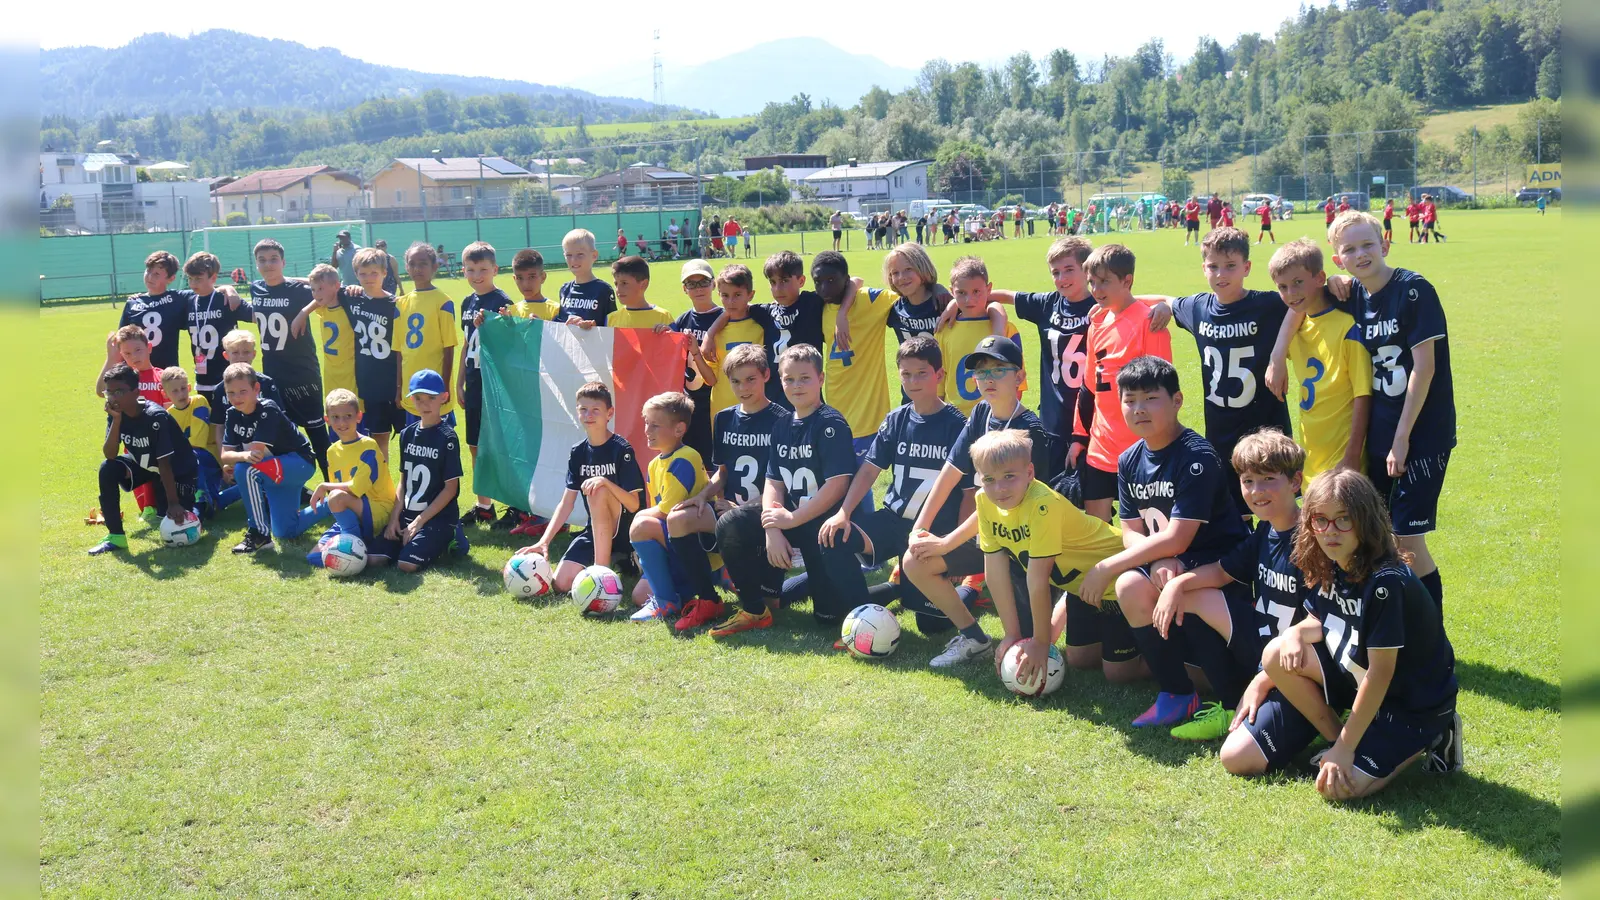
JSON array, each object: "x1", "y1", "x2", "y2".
[
  {"x1": 475, "y1": 154, "x2": 484, "y2": 242},
  {"x1": 1472, "y1": 126, "x2": 1478, "y2": 199}
]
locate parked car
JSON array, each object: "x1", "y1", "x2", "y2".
[
  {"x1": 1410, "y1": 185, "x2": 1475, "y2": 206},
  {"x1": 1328, "y1": 191, "x2": 1370, "y2": 211},
  {"x1": 1514, "y1": 186, "x2": 1560, "y2": 203},
  {"x1": 1239, "y1": 193, "x2": 1293, "y2": 220}
]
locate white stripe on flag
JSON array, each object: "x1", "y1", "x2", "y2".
[{"x1": 527, "y1": 326, "x2": 616, "y2": 526}]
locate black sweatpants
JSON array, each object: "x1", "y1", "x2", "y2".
[
  {"x1": 99, "y1": 455, "x2": 196, "y2": 535},
  {"x1": 715, "y1": 502, "x2": 869, "y2": 622}
]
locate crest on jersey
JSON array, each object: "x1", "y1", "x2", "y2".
[{"x1": 1376, "y1": 586, "x2": 1389, "y2": 600}]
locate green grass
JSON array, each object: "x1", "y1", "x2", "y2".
[
  {"x1": 535, "y1": 116, "x2": 756, "y2": 140},
  {"x1": 40, "y1": 210, "x2": 1561, "y2": 895},
  {"x1": 1416, "y1": 102, "x2": 1534, "y2": 146}
]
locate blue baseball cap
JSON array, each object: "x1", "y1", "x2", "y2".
[{"x1": 407, "y1": 369, "x2": 447, "y2": 397}]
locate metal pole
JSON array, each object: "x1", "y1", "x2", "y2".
[
  {"x1": 1205, "y1": 142, "x2": 1210, "y2": 195},
  {"x1": 1302, "y1": 136, "x2": 1308, "y2": 202},
  {"x1": 1537, "y1": 119, "x2": 1542, "y2": 164},
  {"x1": 1077, "y1": 153, "x2": 1083, "y2": 207},
  {"x1": 1355, "y1": 132, "x2": 1361, "y2": 203},
  {"x1": 1472, "y1": 126, "x2": 1478, "y2": 200},
  {"x1": 475, "y1": 155, "x2": 484, "y2": 242},
  {"x1": 695, "y1": 142, "x2": 703, "y2": 259}
]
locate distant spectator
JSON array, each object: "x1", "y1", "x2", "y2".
[
  {"x1": 331, "y1": 230, "x2": 361, "y2": 284},
  {"x1": 373, "y1": 239, "x2": 399, "y2": 294},
  {"x1": 830, "y1": 210, "x2": 843, "y2": 251}
]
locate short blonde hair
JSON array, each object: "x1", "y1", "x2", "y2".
[
  {"x1": 1328, "y1": 210, "x2": 1384, "y2": 247},
  {"x1": 158, "y1": 366, "x2": 189, "y2": 388},
  {"x1": 1267, "y1": 240, "x2": 1324, "y2": 281},
  {"x1": 1046, "y1": 236, "x2": 1093, "y2": 266},
  {"x1": 324, "y1": 388, "x2": 360, "y2": 414},
  {"x1": 723, "y1": 342, "x2": 768, "y2": 375},
  {"x1": 307, "y1": 263, "x2": 340, "y2": 285},
  {"x1": 352, "y1": 247, "x2": 386, "y2": 270},
  {"x1": 562, "y1": 229, "x2": 597, "y2": 252},
  {"x1": 950, "y1": 256, "x2": 988, "y2": 283},
  {"x1": 221, "y1": 329, "x2": 255, "y2": 353},
  {"x1": 1231, "y1": 428, "x2": 1305, "y2": 478},
  {"x1": 643, "y1": 391, "x2": 694, "y2": 426},
  {"x1": 969, "y1": 429, "x2": 1033, "y2": 474},
  {"x1": 222, "y1": 362, "x2": 258, "y2": 386},
  {"x1": 882, "y1": 242, "x2": 937, "y2": 292}
]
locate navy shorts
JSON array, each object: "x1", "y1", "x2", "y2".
[
  {"x1": 1063, "y1": 593, "x2": 1140, "y2": 662},
  {"x1": 278, "y1": 380, "x2": 326, "y2": 429},
  {"x1": 1368, "y1": 448, "x2": 1450, "y2": 536},
  {"x1": 1246, "y1": 664, "x2": 1447, "y2": 778},
  {"x1": 362, "y1": 399, "x2": 405, "y2": 435},
  {"x1": 462, "y1": 379, "x2": 483, "y2": 446},
  {"x1": 560, "y1": 510, "x2": 633, "y2": 568},
  {"x1": 1078, "y1": 462, "x2": 1118, "y2": 503},
  {"x1": 371, "y1": 516, "x2": 460, "y2": 570}
]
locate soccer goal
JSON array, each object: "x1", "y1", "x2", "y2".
[{"x1": 199, "y1": 219, "x2": 370, "y2": 281}]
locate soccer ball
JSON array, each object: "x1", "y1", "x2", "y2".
[
  {"x1": 503, "y1": 551, "x2": 554, "y2": 598},
  {"x1": 159, "y1": 511, "x2": 202, "y2": 547},
  {"x1": 322, "y1": 533, "x2": 368, "y2": 577},
  {"x1": 571, "y1": 565, "x2": 623, "y2": 616},
  {"x1": 999, "y1": 643, "x2": 1066, "y2": 697},
  {"x1": 840, "y1": 604, "x2": 901, "y2": 658}
]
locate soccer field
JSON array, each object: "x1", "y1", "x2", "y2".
[{"x1": 40, "y1": 211, "x2": 1560, "y2": 895}]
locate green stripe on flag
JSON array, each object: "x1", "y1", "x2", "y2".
[{"x1": 475, "y1": 315, "x2": 543, "y2": 507}]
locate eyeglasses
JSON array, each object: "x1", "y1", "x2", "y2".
[
  {"x1": 683, "y1": 278, "x2": 713, "y2": 289},
  {"x1": 972, "y1": 366, "x2": 1020, "y2": 382},
  {"x1": 1309, "y1": 514, "x2": 1354, "y2": 533}
]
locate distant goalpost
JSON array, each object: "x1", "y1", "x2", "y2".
[{"x1": 198, "y1": 219, "x2": 370, "y2": 280}]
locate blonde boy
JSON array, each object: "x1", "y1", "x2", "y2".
[
  {"x1": 627, "y1": 392, "x2": 709, "y2": 622},
  {"x1": 557, "y1": 229, "x2": 616, "y2": 327},
  {"x1": 299, "y1": 388, "x2": 398, "y2": 569},
  {"x1": 160, "y1": 366, "x2": 235, "y2": 516},
  {"x1": 395, "y1": 242, "x2": 458, "y2": 424},
  {"x1": 306, "y1": 264, "x2": 357, "y2": 416}
]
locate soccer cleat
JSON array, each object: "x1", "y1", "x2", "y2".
[
  {"x1": 673, "y1": 598, "x2": 726, "y2": 632},
  {"x1": 961, "y1": 573, "x2": 990, "y2": 607},
  {"x1": 232, "y1": 530, "x2": 273, "y2": 554},
  {"x1": 888, "y1": 563, "x2": 902, "y2": 586},
  {"x1": 929, "y1": 633, "x2": 994, "y2": 668},
  {"x1": 459, "y1": 504, "x2": 495, "y2": 527},
  {"x1": 1424, "y1": 712, "x2": 1464, "y2": 774},
  {"x1": 629, "y1": 597, "x2": 680, "y2": 623},
  {"x1": 87, "y1": 536, "x2": 126, "y2": 556},
  {"x1": 451, "y1": 523, "x2": 471, "y2": 556},
  {"x1": 139, "y1": 506, "x2": 160, "y2": 527},
  {"x1": 510, "y1": 516, "x2": 548, "y2": 538},
  {"x1": 1170, "y1": 701, "x2": 1233, "y2": 740},
  {"x1": 494, "y1": 507, "x2": 525, "y2": 530},
  {"x1": 1132, "y1": 692, "x2": 1200, "y2": 728},
  {"x1": 710, "y1": 608, "x2": 773, "y2": 638}
]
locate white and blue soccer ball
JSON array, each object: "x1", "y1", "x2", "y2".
[
  {"x1": 999, "y1": 643, "x2": 1065, "y2": 697},
  {"x1": 322, "y1": 533, "x2": 368, "y2": 577},
  {"x1": 572, "y1": 565, "x2": 623, "y2": 616},
  {"x1": 159, "y1": 510, "x2": 202, "y2": 547},
  {"x1": 841, "y1": 604, "x2": 901, "y2": 658},
  {"x1": 503, "y1": 551, "x2": 554, "y2": 598}
]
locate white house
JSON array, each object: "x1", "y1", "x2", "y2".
[
  {"x1": 39, "y1": 151, "x2": 209, "y2": 232},
  {"x1": 528, "y1": 157, "x2": 586, "y2": 174},
  {"x1": 801, "y1": 159, "x2": 932, "y2": 213},
  {"x1": 211, "y1": 165, "x2": 365, "y2": 224}
]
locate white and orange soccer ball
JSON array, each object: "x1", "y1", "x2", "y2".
[
  {"x1": 571, "y1": 565, "x2": 623, "y2": 616},
  {"x1": 503, "y1": 551, "x2": 554, "y2": 598},
  {"x1": 158, "y1": 510, "x2": 202, "y2": 547},
  {"x1": 840, "y1": 604, "x2": 901, "y2": 658}
]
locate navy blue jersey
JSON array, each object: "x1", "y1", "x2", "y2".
[
  {"x1": 765, "y1": 404, "x2": 856, "y2": 513},
  {"x1": 753, "y1": 293, "x2": 826, "y2": 357},
  {"x1": 120, "y1": 290, "x2": 193, "y2": 370},
  {"x1": 674, "y1": 307, "x2": 724, "y2": 403},
  {"x1": 1117, "y1": 428, "x2": 1249, "y2": 564},
  {"x1": 222, "y1": 398, "x2": 313, "y2": 464},
  {"x1": 186, "y1": 290, "x2": 253, "y2": 391},
  {"x1": 114, "y1": 399, "x2": 198, "y2": 482},
  {"x1": 868, "y1": 402, "x2": 969, "y2": 533},
  {"x1": 215, "y1": 371, "x2": 283, "y2": 417},
  {"x1": 461, "y1": 288, "x2": 511, "y2": 385},
  {"x1": 1171, "y1": 290, "x2": 1292, "y2": 446},
  {"x1": 1220, "y1": 521, "x2": 1307, "y2": 640},
  {"x1": 397, "y1": 421, "x2": 464, "y2": 524},
  {"x1": 1345, "y1": 269, "x2": 1455, "y2": 457},
  {"x1": 947, "y1": 400, "x2": 1060, "y2": 485},
  {"x1": 340, "y1": 292, "x2": 401, "y2": 403},
  {"x1": 249, "y1": 280, "x2": 322, "y2": 389},
  {"x1": 1012, "y1": 290, "x2": 1095, "y2": 437},
  {"x1": 1308, "y1": 563, "x2": 1457, "y2": 720},
  {"x1": 886, "y1": 295, "x2": 942, "y2": 345},
  {"x1": 712, "y1": 402, "x2": 785, "y2": 505},
  {"x1": 558, "y1": 279, "x2": 617, "y2": 325},
  {"x1": 565, "y1": 433, "x2": 644, "y2": 519}
]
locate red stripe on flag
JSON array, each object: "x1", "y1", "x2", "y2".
[{"x1": 610, "y1": 328, "x2": 690, "y2": 481}]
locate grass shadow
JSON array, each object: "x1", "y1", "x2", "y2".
[
  {"x1": 113, "y1": 531, "x2": 224, "y2": 579},
  {"x1": 1458, "y1": 659, "x2": 1560, "y2": 712},
  {"x1": 1351, "y1": 769, "x2": 1561, "y2": 876}
]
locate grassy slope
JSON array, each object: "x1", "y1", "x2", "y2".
[
  {"x1": 536, "y1": 117, "x2": 756, "y2": 140},
  {"x1": 40, "y1": 210, "x2": 1560, "y2": 896}
]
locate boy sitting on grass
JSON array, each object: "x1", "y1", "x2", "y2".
[
  {"x1": 219, "y1": 362, "x2": 317, "y2": 555},
  {"x1": 159, "y1": 366, "x2": 235, "y2": 518}
]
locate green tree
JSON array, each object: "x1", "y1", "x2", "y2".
[
  {"x1": 931, "y1": 139, "x2": 991, "y2": 195},
  {"x1": 860, "y1": 86, "x2": 892, "y2": 120},
  {"x1": 1536, "y1": 52, "x2": 1561, "y2": 99}
]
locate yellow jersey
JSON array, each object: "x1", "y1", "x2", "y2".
[
  {"x1": 167, "y1": 396, "x2": 218, "y2": 458},
  {"x1": 316, "y1": 305, "x2": 358, "y2": 401},
  {"x1": 936, "y1": 315, "x2": 1025, "y2": 417},
  {"x1": 977, "y1": 479, "x2": 1124, "y2": 593},
  {"x1": 396, "y1": 287, "x2": 459, "y2": 416},
  {"x1": 609, "y1": 305, "x2": 673, "y2": 330},
  {"x1": 823, "y1": 286, "x2": 899, "y2": 438},
  {"x1": 1289, "y1": 307, "x2": 1372, "y2": 484},
  {"x1": 328, "y1": 435, "x2": 397, "y2": 521},
  {"x1": 709, "y1": 315, "x2": 771, "y2": 418},
  {"x1": 647, "y1": 444, "x2": 708, "y2": 514},
  {"x1": 511, "y1": 298, "x2": 562, "y2": 321}
]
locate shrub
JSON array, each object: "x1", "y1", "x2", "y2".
[
  {"x1": 704, "y1": 203, "x2": 835, "y2": 234},
  {"x1": 225, "y1": 212, "x2": 250, "y2": 226}
]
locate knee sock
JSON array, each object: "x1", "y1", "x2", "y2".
[
  {"x1": 669, "y1": 533, "x2": 718, "y2": 601},
  {"x1": 1130, "y1": 624, "x2": 1195, "y2": 695},
  {"x1": 955, "y1": 584, "x2": 980, "y2": 611},
  {"x1": 333, "y1": 507, "x2": 364, "y2": 538},
  {"x1": 1420, "y1": 569, "x2": 1443, "y2": 607},
  {"x1": 297, "y1": 500, "x2": 332, "y2": 534},
  {"x1": 1181, "y1": 617, "x2": 1247, "y2": 709},
  {"x1": 303, "y1": 426, "x2": 332, "y2": 480},
  {"x1": 632, "y1": 538, "x2": 682, "y2": 610}
]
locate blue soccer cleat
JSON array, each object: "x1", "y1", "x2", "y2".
[{"x1": 1132, "y1": 692, "x2": 1200, "y2": 728}]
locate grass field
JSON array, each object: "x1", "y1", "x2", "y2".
[{"x1": 40, "y1": 210, "x2": 1561, "y2": 895}]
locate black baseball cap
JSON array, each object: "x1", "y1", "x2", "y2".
[{"x1": 963, "y1": 335, "x2": 1024, "y2": 370}]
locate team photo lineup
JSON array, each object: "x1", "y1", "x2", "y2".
[{"x1": 87, "y1": 202, "x2": 1465, "y2": 803}]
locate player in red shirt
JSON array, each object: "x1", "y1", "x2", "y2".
[
  {"x1": 615, "y1": 229, "x2": 628, "y2": 257},
  {"x1": 1422, "y1": 196, "x2": 1441, "y2": 243},
  {"x1": 1183, "y1": 198, "x2": 1202, "y2": 245},
  {"x1": 1324, "y1": 198, "x2": 1335, "y2": 228},
  {"x1": 1256, "y1": 201, "x2": 1275, "y2": 244},
  {"x1": 1220, "y1": 203, "x2": 1234, "y2": 228},
  {"x1": 1405, "y1": 201, "x2": 1421, "y2": 242},
  {"x1": 1382, "y1": 199, "x2": 1395, "y2": 244},
  {"x1": 1337, "y1": 197, "x2": 1352, "y2": 215}
]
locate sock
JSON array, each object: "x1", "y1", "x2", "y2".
[
  {"x1": 1130, "y1": 624, "x2": 1195, "y2": 695},
  {"x1": 632, "y1": 539, "x2": 682, "y2": 610},
  {"x1": 1181, "y1": 617, "x2": 1246, "y2": 709},
  {"x1": 669, "y1": 533, "x2": 718, "y2": 601},
  {"x1": 959, "y1": 622, "x2": 990, "y2": 644},
  {"x1": 779, "y1": 572, "x2": 808, "y2": 606},
  {"x1": 305, "y1": 547, "x2": 324, "y2": 567},
  {"x1": 955, "y1": 585, "x2": 980, "y2": 611},
  {"x1": 332, "y1": 507, "x2": 363, "y2": 537},
  {"x1": 104, "y1": 533, "x2": 128, "y2": 549},
  {"x1": 1420, "y1": 570, "x2": 1443, "y2": 607},
  {"x1": 296, "y1": 500, "x2": 332, "y2": 534}
]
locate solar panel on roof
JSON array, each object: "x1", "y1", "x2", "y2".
[{"x1": 483, "y1": 158, "x2": 526, "y2": 175}]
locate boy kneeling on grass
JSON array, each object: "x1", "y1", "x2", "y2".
[{"x1": 298, "y1": 388, "x2": 397, "y2": 569}]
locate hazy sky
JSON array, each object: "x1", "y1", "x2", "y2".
[{"x1": 26, "y1": 0, "x2": 1312, "y2": 94}]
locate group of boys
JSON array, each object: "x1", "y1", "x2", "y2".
[{"x1": 87, "y1": 212, "x2": 1460, "y2": 778}]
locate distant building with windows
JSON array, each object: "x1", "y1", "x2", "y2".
[
  {"x1": 39, "y1": 150, "x2": 209, "y2": 233},
  {"x1": 801, "y1": 159, "x2": 931, "y2": 213},
  {"x1": 567, "y1": 162, "x2": 707, "y2": 212},
  {"x1": 210, "y1": 164, "x2": 363, "y2": 224},
  {"x1": 368, "y1": 156, "x2": 534, "y2": 219}
]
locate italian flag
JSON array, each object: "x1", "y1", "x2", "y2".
[{"x1": 476, "y1": 316, "x2": 689, "y2": 524}]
